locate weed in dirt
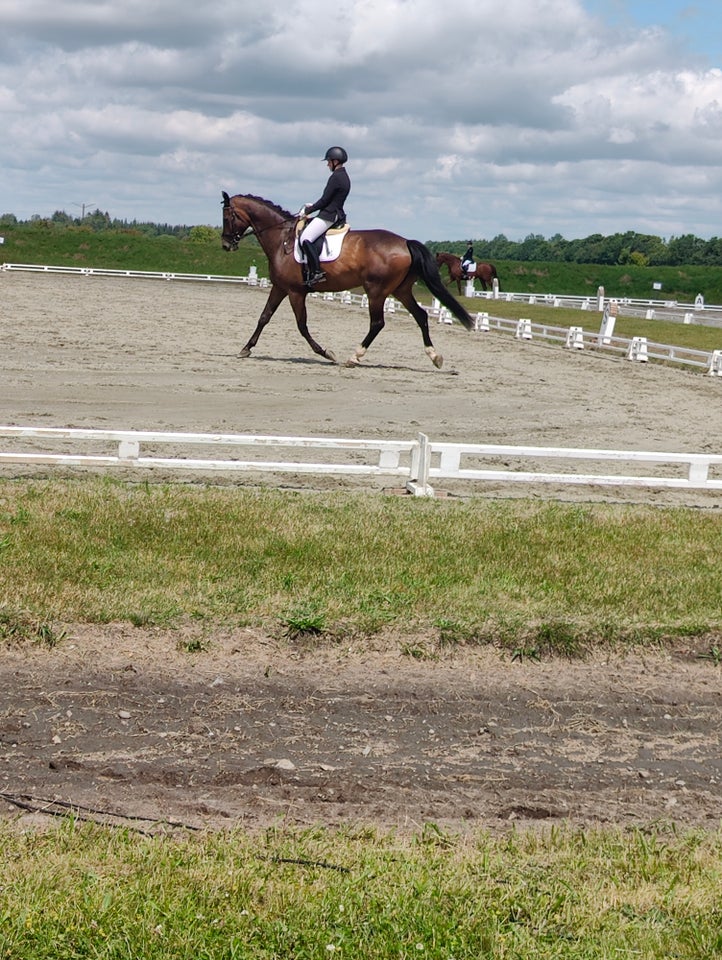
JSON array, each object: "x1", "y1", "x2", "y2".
[
  {"x1": 400, "y1": 641, "x2": 439, "y2": 661},
  {"x1": 511, "y1": 645, "x2": 542, "y2": 663},
  {"x1": 282, "y1": 601, "x2": 328, "y2": 641},
  {"x1": 0, "y1": 610, "x2": 67, "y2": 647},
  {"x1": 177, "y1": 637, "x2": 209, "y2": 654}
]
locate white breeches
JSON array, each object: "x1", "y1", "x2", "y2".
[{"x1": 300, "y1": 216, "x2": 333, "y2": 245}]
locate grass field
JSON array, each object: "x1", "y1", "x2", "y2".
[
  {"x1": 2, "y1": 480, "x2": 721, "y2": 654},
  {"x1": 1, "y1": 821, "x2": 721, "y2": 959}
]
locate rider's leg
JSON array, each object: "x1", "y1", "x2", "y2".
[{"x1": 299, "y1": 217, "x2": 331, "y2": 286}]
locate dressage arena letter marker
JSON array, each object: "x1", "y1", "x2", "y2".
[{"x1": 474, "y1": 312, "x2": 490, "y2": 332}]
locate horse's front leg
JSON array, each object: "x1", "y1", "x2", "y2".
[
  {"x1": 239, "y1": 284, "x2": 287, "y2": 357},
  {"x1": 288, "y1": 290, "x2": 337, "y2": 362}
]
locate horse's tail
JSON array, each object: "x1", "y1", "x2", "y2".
[{"x1": 406, "y1": 240, "x2": 474, "y2": 330}]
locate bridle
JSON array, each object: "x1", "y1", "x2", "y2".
[{"x1": 222, "y1": 198, "x2": 297, "y2": 250}]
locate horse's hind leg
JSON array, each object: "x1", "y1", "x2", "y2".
[
  {"x1": 239, "y1": 284, "x2": 286, "y2": 357},
  {"x1": 345, "y1": 295, "x2": 386, "y2": 366},
  {"x1": 393, "y1": 284, "x2": 443, "y2": 369}
]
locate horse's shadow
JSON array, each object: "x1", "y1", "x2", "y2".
[{"x1": 200, "y1": 351, "x2": 432, "y2": 372}]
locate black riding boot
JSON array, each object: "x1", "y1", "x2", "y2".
[{"x1": 302, "y1": 240, "x2": 326, "y2": 288}]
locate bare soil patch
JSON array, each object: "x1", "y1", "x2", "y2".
[{"x1": 1, "y1": 630, "x2": 720, "y2": 834}]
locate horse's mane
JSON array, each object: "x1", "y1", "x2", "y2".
[{"x1": 237, "y1": 194, "x2": 294, "y2": 220}]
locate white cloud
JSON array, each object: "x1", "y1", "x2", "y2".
[{"x1": 0, "y1": 0, "x2": 721, "y2": 239}]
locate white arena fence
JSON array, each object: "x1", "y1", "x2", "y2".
[
  {"x1": 3, "y1": 261, "x2": 721, "y2": 376},
  {"x1": 1, "y1": 426, "x2": 720, "y2": 498}
]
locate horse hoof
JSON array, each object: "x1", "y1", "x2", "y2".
[
  {"x1": 433, "y1": 353, "x2": 444, "y2": 369},
  {"x1": 345, "y1": 356, "x2": 361, "y2": 368},
  {"x1": 324, "y1": 350, "x2": 337, "y2": 363},
  {"x1": 238, "y1": 347, "x2": 252, "y2": 358}
]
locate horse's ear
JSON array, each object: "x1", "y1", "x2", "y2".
[{"x1": 222, "y1": 191, "x2": 230, "y2": 206}]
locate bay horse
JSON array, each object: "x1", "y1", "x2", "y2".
[
  {"x1": 435, "y1": 252, "x2": 499, "y2": 294},
  {"x1": 221, "y1": 192, "x2": 473, "y2": 368}
]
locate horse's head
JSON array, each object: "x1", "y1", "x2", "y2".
[{"x1": 221, "y1": 191, "x2": 251, "y2": 251}]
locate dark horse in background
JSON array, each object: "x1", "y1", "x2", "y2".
[
  {"x1": 435, "y1": 252, "x2": 499, "y2": 295},
  {"x1": 221, "y1": 192, "x2": 473, "y2": 368}
]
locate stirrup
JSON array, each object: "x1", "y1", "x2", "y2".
[{"x1": 305, "y1": 270, "x2": 326, "y2": 288}]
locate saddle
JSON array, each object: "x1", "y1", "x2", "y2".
[{"x1": 294, "y1": 220, "x2": 350, "y2": 264}]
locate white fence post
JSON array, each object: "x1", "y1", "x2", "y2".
[
  {"x1": 627, "y1": 337, "x2": 649, "y2": 362},
  {"x1": 474, "y1": 311, "x2": 490, "y2": 332},
  {"x1": 407, "y1": 432, "x2": 434, "y2": 497},
  {"x1": 565, "y1": 326, "x2": 584, "y2": 350},
  {"x1": 515, "y1": 318, "x2": 532, "y2": 340},
  {"x1": 708, "y1": 350, "x2": 722, "y2": 377}
]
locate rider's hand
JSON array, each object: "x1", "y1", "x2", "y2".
[{"x1": 296, "y1": 205, "x2": 309, "y2": 218}]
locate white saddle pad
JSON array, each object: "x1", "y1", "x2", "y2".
[{"x1": 294, "y1": 224, "x2": 350, "y2": 263}]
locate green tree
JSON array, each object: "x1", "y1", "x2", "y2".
[{"x1": 188, "y1": 225, "x2": 220, "y2": 243}]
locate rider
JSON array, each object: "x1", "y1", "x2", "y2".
[
  {"x1": 297, "y1": 146, "x2": 350, "y2": 288},
  {"x1": 461, "y1": 241, "x2": 474, "y2": 279}
]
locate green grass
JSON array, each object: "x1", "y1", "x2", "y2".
[
  {"x1": 1, "y1": 821, "x2": 721, "y2": 959},
  {"x1": 485, "y1": 259, "x2": 722, "y2": 304},
  {"x1": 0, "y1": 222, "x2": 262, "y2": 278},
  {"x1": 1, "y1": 479, "x2": 720, "y2": 653}
]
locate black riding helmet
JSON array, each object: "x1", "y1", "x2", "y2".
[{"x1": 324, "y1": 146, "x2": 348, "y2": 163}]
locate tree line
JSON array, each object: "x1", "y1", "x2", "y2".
[
  {"x1": 0, "y1": 209, "x2": 195, "y2": 238},
  {"x1": 2, "y1": 210, "x2": 722, "y2": 267},
  {"x1": 428, "y1": 231, "x2": 722, "y2": 267}
]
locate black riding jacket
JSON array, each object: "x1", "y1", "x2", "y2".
[{"x1": 307, "y1": 167, "x2": 350, "y2": 225}]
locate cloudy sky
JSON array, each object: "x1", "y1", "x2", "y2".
[{"x1": 1, "y1": 0, "x2": 721, "y2": 241}]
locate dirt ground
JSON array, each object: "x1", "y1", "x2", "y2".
[{"x1": 1, "y1": 270, "x2": 721, "y2": 834}]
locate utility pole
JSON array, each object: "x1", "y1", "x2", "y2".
[{"x1": 73, "y1": 201, "x2": 95, "y2": 218}]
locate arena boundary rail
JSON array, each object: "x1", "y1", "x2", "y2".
[{"x1": 1, "y1": 426, "x2": 720, "y2": 498}]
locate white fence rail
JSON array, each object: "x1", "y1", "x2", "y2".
[
  {"x1": 472, "y1": 288, "x2": 722, "y2": 325},
  {"x1": 471, "y1": 314, "x2": 720, "y2": 372},
  {"x1": 1, "y1": 261, "x2": 271, "y2": 287},
  {"x1": 1, "y1": 426, "x2": 720, "y2": 497}
]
